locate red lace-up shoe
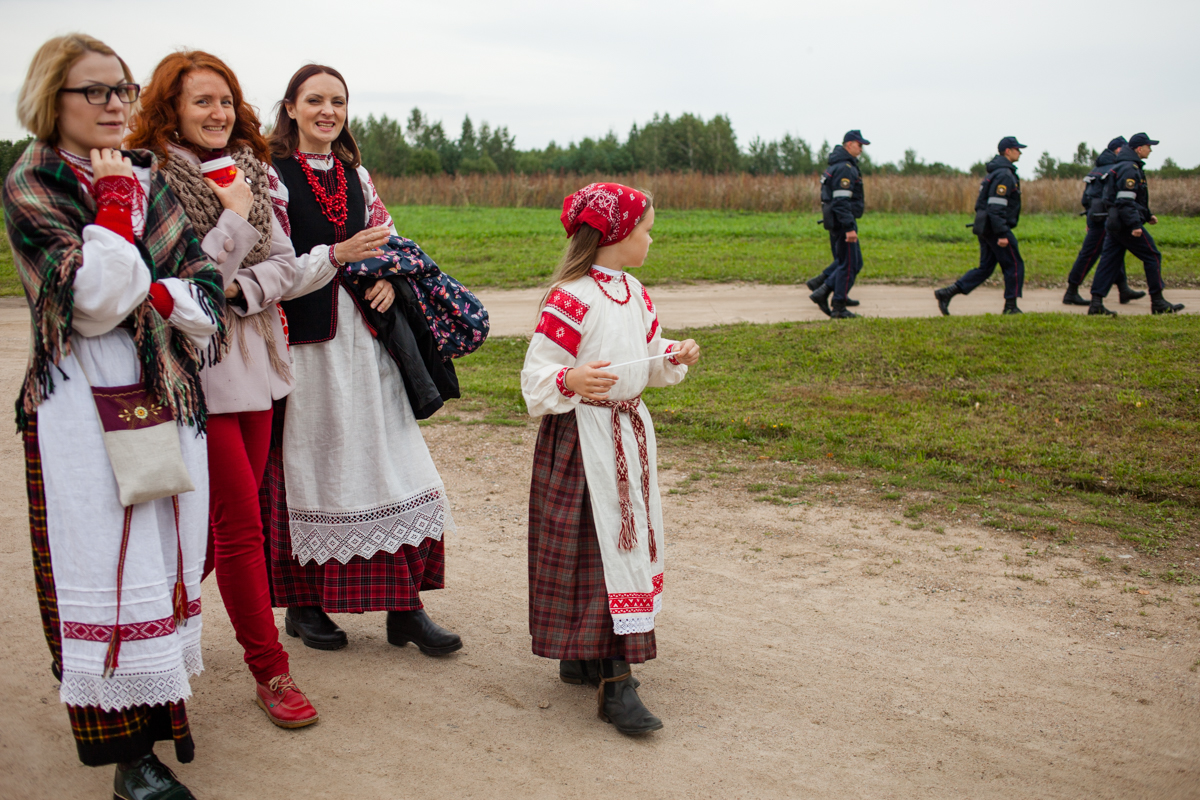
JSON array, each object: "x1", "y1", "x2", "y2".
[{"x1": 255, "y1": 673, "x2": 319, "y2": 729}]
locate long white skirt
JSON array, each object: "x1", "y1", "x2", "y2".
[
  {"x1": 282, "y1": 286, "x2": 453, "y2": 565},
  {"x1": 38, "y1": 329, "x2": 206, "y2": 711}
]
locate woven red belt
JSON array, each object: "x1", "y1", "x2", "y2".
[{"x1": 580, "y1": 395, "x2": 656, "y2": 561}]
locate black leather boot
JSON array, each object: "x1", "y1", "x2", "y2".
[
  {"x1": 284, "y1": 606, "x2": 347, "y2": 650},
  {"x1": 1002, "y1": 298, "x2": 1023, "y2": 315},
  {"x1": 843, "y1": 297, "x2": 860, "y2": 307},
  {"x1": 560, "y1": 659, "x2": 639, "y2": 689},
  {"x1": 113, "y1": 753, "x2": 195, "y2": 800},
  {"x1": 1150, "y1": 292, "x2": 1184, "y2": 315},
  {"x1": 1088, "y1": 295, "x2": 1117, "y2": 316},
  {"x1": 830, "y1": 298, "x2": 859, "y2": 319},
  {"x1": 934, "y1": 284, "x2": 961, "y2": 316},
  {"x1": 809, "y1": 283, "x2": 833, "y2": 317},
  {"x1": 805, "y1": 275, "x2": 825, "y2": 292},
  {"x1": 1063, "y1": 283, "x2": 1090, "y2": 306},
  {"x1": 1117, "y1": 280, "x2": 1146, "y2": 304},
  {"x1": 386, "y1": 609, "x2": 462, "y2": 655},
  {"x1": 596, "y1": 658, "x2": 662, "y2": 735}
]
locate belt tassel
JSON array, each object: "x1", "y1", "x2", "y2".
[{"x1": 586, "y1": 396, "x2": 657, "y2": 563}]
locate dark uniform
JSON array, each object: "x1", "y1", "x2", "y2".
[
  {"x1": 935, "y1": 137, "x2": 1026, "y2": 315},
  {"x1": 1064, "y1": 137, "x2": 1138, "y2": 304},
  {"x1": 808, "y1": 130, "x2": 869, "y2": 319},
  {"x1": 1088, "y1": 132, "x2": 1184, "y2": 315}
]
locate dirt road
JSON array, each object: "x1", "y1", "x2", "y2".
[{"x1": 0, "y1": 297, "x2": 1198, "y2": 799}]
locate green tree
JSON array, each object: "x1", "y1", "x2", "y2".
[{"x1": 0, "y1": 137, "x2": 33, "y2": 182}]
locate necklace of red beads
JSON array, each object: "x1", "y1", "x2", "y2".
[
  {"x1": 590, "y1": 268, "x2": 632, "y2": 305},
  {"x1": 295, "y1": 151, "x2": 349, "y2": 240}
]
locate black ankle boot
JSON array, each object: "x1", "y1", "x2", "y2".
[
  {"x1": 843, "y1": 297, "x2": 860, "y2": 307},
  {"x1": 830, "y1": 298, "x2": 859, "y2": 319},
  {"x1": 809, "y1": 283, "x2": 832, "y2": 317},
  {"x1": 596, "y1": 658, "x2": 662, "y2": 735},
  {"x1": 1088, "y1": 295, "x2": 1117, "y2": 316},
  {"x1": 560, "y1": 659, "x2": 639, "y2": 689},
  {"x1": 1118, "y1": 281, "x2": 1146, "y2": 304},
  {"x1": 284, "y1": 606, "x2": 347, "y2": 650},
  {"x1": 805, "y1": 275, "x2": 825, "y2": 292},
  {"x1": 386, "y1": 609, "x2": 462, "y2": 655},
  {"x1": 1150, "y1": 292, "x2": 1184, "y2": 315},
  {"x1": 934, "y1": 284, "x2": 961, "y2": 316},
  {"x1": 1063, "y1": 283, "x2": 1090, "y2": 306},
  {"x1": 1002, "y1": 298, "x2": 1023, "y2": 315},
  {"x1": 114, "y1": 753, "x2": 195, "y2": 800}
]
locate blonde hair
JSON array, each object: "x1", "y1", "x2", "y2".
[{"x1": 17, "y1": 34, "x2": 135, "y2": 142}]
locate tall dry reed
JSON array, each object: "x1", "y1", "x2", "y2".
[{"x1": 370, "y1": 173, "x2": 1200, "y2": 215}]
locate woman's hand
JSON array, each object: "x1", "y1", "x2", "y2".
[
  {"x1": 332, "y1": 225, "x2": 391, "y2": 265},
  {"x1": 224, "y1": 279, "x2": 242, "y2": 299},
  {"x1": 672, "y1": 339, "x2": 700, "y2": 366},
  {"x1": 564, "y1": 362, "x2": 619, "y2": 401},
  {"x1": 205, "y1": 169, "x2": 253, "y2": 219},
  {"x1": 364, "y1": 278, "x2": 394, "y2": 312},
  {"x1": 90, "y1": 148, "x2": 133, "y2": 180}
]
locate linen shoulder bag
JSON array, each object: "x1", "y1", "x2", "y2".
[{"x1": 76, "y1": 358, "x2": 196, "y2": 507}]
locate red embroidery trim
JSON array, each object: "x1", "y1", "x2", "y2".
[
  {"x1": 609, "y1": 575, "x2": 665, "y2": 613},
  {"x1": 555, "y1": 367, "x2": 576, "y2": 398},
  {"x1": 641, "y1": 285, "x2": 655, "y2": 313},
  {"x1": 294, "y1": 151, "x2": 349, "y2": 240},
  {"x1": 665, "y1": 342, "x2": 680, "y2": 366},
  {"x1": 63, "y1": 598, "x2": 201, "y2": 643},
  {"x1": 535, "y1": 311, "x2": 582, "y2": 357},
  {"x1": 646, "y1": 317, "x2": 659, "y2": 344},
  {"x1": 546, "y1": 289, "x2": 590, "y2": 325}
]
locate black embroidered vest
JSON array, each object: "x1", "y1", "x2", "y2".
[{"x1": 273, "y1": 155, "x2": 366, "y2": 345}]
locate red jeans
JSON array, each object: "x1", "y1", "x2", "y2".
[{"x1": 207, "y1": 410, "x2": 289, "y2": 683}]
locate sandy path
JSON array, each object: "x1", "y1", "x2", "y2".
[
  {"x1": 0, "y1": 303, "x2": 1198, "y2": 799},
  {"x1": 477, "y1": 285, "x2": 1199, "y2": 336}
]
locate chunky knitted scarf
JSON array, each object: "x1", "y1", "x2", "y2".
[
  {"x1": 2, "y1": 141, "x2": 224, "y2": 431},
  {"x1": 159, "y1": 146, "x2": 290, "y2": 381}
]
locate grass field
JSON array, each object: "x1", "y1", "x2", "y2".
[
  {"x1": 388, "y1": 206, "x2": 1200, "y2": 290},
  {"x1": 447, "y1": 314, "x2": 1200, "y2": 557},
  {"x1": 3, "y1": 207, "x2": 1200, "y2": 295}
]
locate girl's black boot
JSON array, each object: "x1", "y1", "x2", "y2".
[{"x1": 596, "y1": 658, "x2": 663, "y2": 735}]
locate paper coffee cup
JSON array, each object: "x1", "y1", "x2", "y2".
[{"x1": 201, "y1": 156, "x2": 237, "y2": 188}]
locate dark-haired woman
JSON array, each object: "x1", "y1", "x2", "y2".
[
  {"x1": 127, "y1": 50, "x2": 323, "y2": 729},
  {"x1": 263, "y1": 64, "x2": 460, "y2": 653},
  {"x1": 4, "y1": 34, "x2": 222, "y2": 798}
]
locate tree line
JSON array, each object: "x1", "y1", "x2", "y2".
[{"x1": 2, "y1": 109, "x2": 1198, "y2": 184}]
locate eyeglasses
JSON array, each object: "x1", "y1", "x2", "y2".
[{"x1": 58, "y1": 83, "x2": 141, "y2": 105}]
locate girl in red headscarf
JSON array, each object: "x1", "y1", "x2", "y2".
[{"x1": 521, "y1": 183, "x2": 700, "y2": 736}]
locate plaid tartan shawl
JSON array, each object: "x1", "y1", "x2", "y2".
[{"x1": 2, "y1": 141, "x2": 224, "y2": 431}]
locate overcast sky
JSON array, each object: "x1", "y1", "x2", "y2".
[{"x1": 2, "y1": 0, "x2": 1197, "y2": 171}]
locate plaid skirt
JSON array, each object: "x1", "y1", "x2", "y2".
[
  {"x1": 260, "y1": 400, "x2": 445, "y2": 613},
  {"x1": 528, "y1": 411, "x2": 656, "y2": 664},
  {"x1": 25, "y1": 416, "x2": 193, "y2": 767}
]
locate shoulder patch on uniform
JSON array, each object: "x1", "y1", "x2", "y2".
[
  {"x1": 1126, "y1": 178, "x2": 1136, "y2": 188},
  {"x1": 996, "y1": 184, "x2": 1007, "y2": 196},
  {"x1": 840, "y1": 177, "x2": 851, "y2": 188}
]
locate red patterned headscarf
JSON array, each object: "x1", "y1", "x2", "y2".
[{"x1": 561, "y1": 182, "x2": 650, "y2": 246}]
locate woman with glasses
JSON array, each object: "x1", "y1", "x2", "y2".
[
  {"x1": 127, "y1": 50, "x2": 322, "y2": 732},
  {"x1": 262, "y1": 64, "x2": 461, "y2": 656},
  {"x1": 3, "y1": 34, "x2": 222, "y2": 800}
]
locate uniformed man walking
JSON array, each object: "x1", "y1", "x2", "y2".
[
  {"x1": 808, "y1": 130, "x2": 869, "y2": 319},
  {"x1": 1063, "y1": 137, "x2": 1144, "y2": 306},
  {"x1": 1088, "y1": 132, "x2": 1185, "y2": 316},
  {"x1": 935, "y1": 137, "x2": 1027, "y2": 316}
]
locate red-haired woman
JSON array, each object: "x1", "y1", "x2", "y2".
[
  {"x1": 263, "y1": 65, "x2": 460, "y2": 654},
  {"x1": 127, "y1": 51, "x2": 323, "y2": 729},
  {"x1": 4, "y1": 34, "x2": 222, "y2": 798}
]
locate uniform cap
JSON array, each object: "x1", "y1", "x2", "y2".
[
  {"x1": 1107, "y1": 136, "x2": 1127, "y2": 152},
  {"x1": 843, "y1": 130, "x2": 871, "y2": 145},
  {"x1": 997, "y1": 136, "x2": 1027, "y2": 153},
  {"x1": 1128, "y1": 132, "x2": 1159, "y2": 148}
]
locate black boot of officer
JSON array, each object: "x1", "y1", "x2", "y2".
[
  {"x1": 934, "y1": 284, "x2": 962, "y2": 316},
  {"x1": 809, "y1": 282, "x2": 833, "y2": 317},
  {"x1": 1088, "y1": 294, "x2": 1117, "y2": 317}
]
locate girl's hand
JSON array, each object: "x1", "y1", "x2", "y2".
[
  {"x1": 364, "y1": 278, "x2": 395, "y2": 312},
  {"x1": 564, "y1": 361, "x2": 619, "y2": 400},
  {"x1": 332, "y1": 225, "x2": 392, "y2": 264},
  {"x1": 90, "y1": 148, "x2": 133, "y2": 180},
  {"x1": 205, "y1": 169, "x2": 253, "y2": 219},
  {"x1": 672, "y1": 339, "x2": 700, "y2": 366}
]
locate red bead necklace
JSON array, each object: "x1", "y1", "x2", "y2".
[
  {"x1": 294, "y1": 151, "x2": 349, "y2": 240},
  {"x1": 590, "y1": 268, "x2": 632, "y2": 304}
]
